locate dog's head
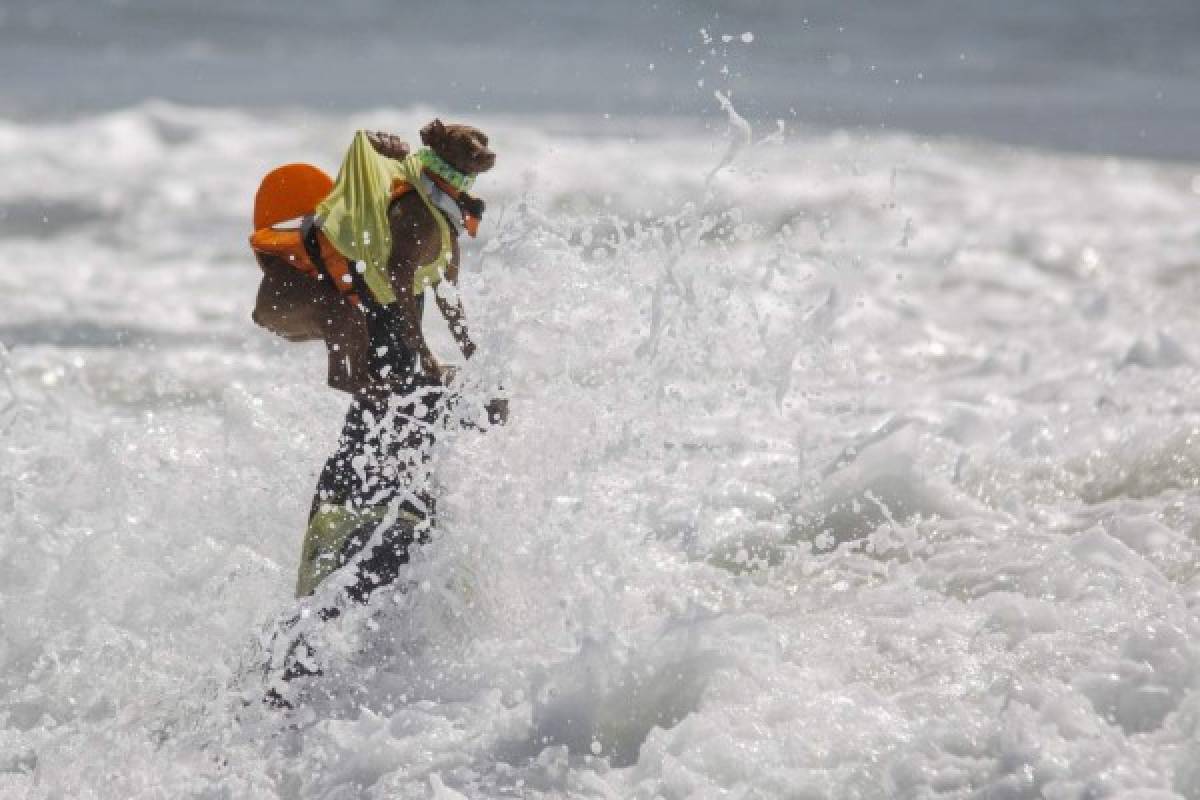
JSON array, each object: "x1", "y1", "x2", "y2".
[{"x1": 421, "y1": 119, "x2": 495, "y2": 175}]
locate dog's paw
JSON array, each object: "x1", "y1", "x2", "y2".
[{"x1": 366, "y1": 131, "x2": 410, "y2": 161}]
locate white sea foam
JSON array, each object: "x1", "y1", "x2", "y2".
[{"x1": 2, "y1": 102, "x2": 1200, "y2": 797}]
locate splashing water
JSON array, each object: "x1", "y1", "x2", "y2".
[
  {"x1": 706, "y1": 90, "x2": 753, "y2": 185},
  {"x1": 2, "y1": 101, "x2": 1200, "y2": 797}
]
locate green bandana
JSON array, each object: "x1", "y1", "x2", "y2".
[{"x1": 416, "y1": 147, "x2": 475, "y2": 193}]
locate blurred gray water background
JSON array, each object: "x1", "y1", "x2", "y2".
[{"x1": 2, "y1": 0, "x2": 1199, "y2": 160}]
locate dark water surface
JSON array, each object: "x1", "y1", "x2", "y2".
[{"x1": 3, "y1": 1, "x2": 1199, "y2": 156}]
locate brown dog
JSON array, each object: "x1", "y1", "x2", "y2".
[
  {"x1": 377, "y1": 120, "x2": 494, "y2": 387},
  {"x1": 251, "y1": 119, "x2": 495, "y2": 393},
  {"x1": 256, "y1": 122, "x2": 501, "y2": 703}
]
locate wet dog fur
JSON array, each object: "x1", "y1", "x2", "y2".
[{"x1": 251, "y1": 119, "x2": 495, "y2": 393}]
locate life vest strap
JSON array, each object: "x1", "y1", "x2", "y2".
[
  {"x1": 422, "y1": 170, "x2": 482, "y2": 237},
  {"x1": 248, "y1": 218, "x2": 364, "y2": 308},
  {"x1": 391, "y1": 173, "x2": 482, "y2": 238},
  {"x1": 301, "y1": 217, "x2": 363, "y2": 308}
]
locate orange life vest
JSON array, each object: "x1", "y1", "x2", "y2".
[
  {"x1": 248, "y1": 163, "x2": 366, "y2": 306},
  {"x1": 248, "y1": 161, "x2": 479, "y2": 308}
]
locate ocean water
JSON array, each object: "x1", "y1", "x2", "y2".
[
  {"x1": 2, "y1": 99, "x2": 1200, "y2": 797},
  {"x1": 2, "y1": 0, "x2": 1200, "y2": 159}
]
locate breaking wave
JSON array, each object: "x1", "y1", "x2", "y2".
[{"x1": 2, "y1": 102, "x2": 1200, "y2": 797}]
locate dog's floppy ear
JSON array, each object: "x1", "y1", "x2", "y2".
[{"x1": 420, "y1": 118, "x2": 446, "y2": 147}]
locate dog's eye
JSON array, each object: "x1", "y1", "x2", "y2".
[{"x1": 476, "y1": 133, "x2": 489, "y2": 148}]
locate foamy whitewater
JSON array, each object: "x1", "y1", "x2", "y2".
[{"x1": 2, "y1": 102, "x2": 1200, "y2": 798}]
